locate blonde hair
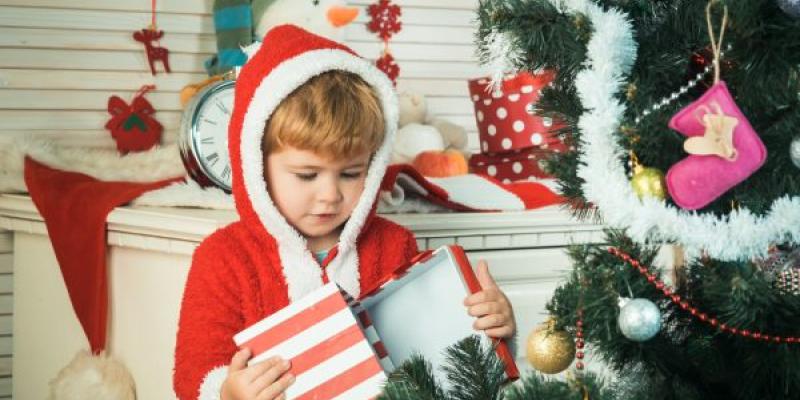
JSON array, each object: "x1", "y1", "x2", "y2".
[{"x1": 263, "y1": 70, "x2": 385, "y2": 159}]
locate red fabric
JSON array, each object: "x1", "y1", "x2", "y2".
[
  {"x1": 469, "y1": 147, "x2": 568, "y2": 182},
  {"x1": 173, "y1": 218, "x2": 418, "y2": 400},
  {"x1": 469, "y1": 71, "x2": 565, "y2": 154},
  {"x1": 381, "y1": 164, "x2": 564, "y2": 212},
  {"x1": 23, "y1": 157, "x2": 181, "y2": 353}
]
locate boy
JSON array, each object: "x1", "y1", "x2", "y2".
[{"x1": 173, "y1": 25, "x2": 516, "y2": 400}]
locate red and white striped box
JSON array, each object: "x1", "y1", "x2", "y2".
[
  {"x1": 233, "y1": 283, "x2": 391, "y2": 400},
  {"x1": 468, "y1": 71, "x2": 565, "y2": 154}
]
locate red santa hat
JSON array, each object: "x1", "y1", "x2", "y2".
[{"x1": 229, "y1": 24, "x2": 398, "y2": 301}]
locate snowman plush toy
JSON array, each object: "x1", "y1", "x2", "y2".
[{"x1": 207, "y1": 0, "x2": 359, "y2": 74}]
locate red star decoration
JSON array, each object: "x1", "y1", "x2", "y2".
[
  {"x1": 376, "y1": 52, "x2": 399, "y2": 86},
  {"x1": 367, "y1": 0, "x2": 402, "y2": 42}
]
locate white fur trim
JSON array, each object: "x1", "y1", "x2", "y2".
[
  {"x1": 555, "y1": 0, "x2": 800, "y2": 261},
  {"x1": 198, "y1": 366, "x2": 227, "y2": 400},
  {"x1": 240, "y1": 49, "x2": 398, "y2": 301},
  {"x1": 48, "y1": 350, "x2": 135, "y2": 400},
  {"x1": 0, "y1": 138, "x2": 185, "y2": 193},
  {"x1": 132, "y1": 180, "x2": 234, "y2": 209}
]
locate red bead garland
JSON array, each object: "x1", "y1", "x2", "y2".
[
  {"x1": 575, "y1": 310, "x2": 585, "y2": 370},
  {"x1": 608, "y1": 247, "x2": 800, "y2": 344}
]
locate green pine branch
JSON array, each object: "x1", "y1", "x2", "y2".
[{"x1": 379, "y1": 336, "x2": 610, "y2": 400}]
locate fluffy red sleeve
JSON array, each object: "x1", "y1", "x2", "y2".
[
  {"x1": 173, "y1": 238, "x2": 243, "y2": 400},
  {"x1": 403, "y1": 227, "x2": 420, "y2": 261}
]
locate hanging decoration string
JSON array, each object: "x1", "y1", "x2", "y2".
[
  {"x1": 705, "y1": 0, "x2": 728, "y2": 84},
  {"x1": 134, "y1": 84, "x2": 156, "y2": 101},
  {"x1": 608, "y1": 247, "x2": 800, "y2": 344},
  {"x1": 633, "y1": 0, "x2": 729, "y2": 125},
  {"x1": 150, "y1": 0, "x2": 157, "y2": 30}
]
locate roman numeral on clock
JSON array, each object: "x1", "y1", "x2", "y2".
[
  {"x1": 205, "y1": 152, "x2": 219, "y2": 167},
  {"x1": 222, "y1": 165, "x2": 231, "y2": 180},
  {"x1": 201, "y1": 137, "x2": 214, "y2": 145}
]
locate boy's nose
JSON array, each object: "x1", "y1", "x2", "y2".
[{"x1": 318, "y1": 180, "x2": 344, "y2": 203}]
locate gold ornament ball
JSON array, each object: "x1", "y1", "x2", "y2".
[
  {"x1": 631, "y1": 165, "x2": 667, "y2": 200},
  {"x1": 526, "y1": 319, "x2": 575, "y2": 374}
]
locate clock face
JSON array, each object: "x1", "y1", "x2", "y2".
[{"x1": 190, "y1": 81, "x2": 235, "y2": 190}]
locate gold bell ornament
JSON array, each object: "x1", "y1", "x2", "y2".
[
  {"x1": 526, "y1": 317, "x2": 576, "y2": 374},
  {"x1": 629, "y1": 152, "x2": 667, "y2": 200}
]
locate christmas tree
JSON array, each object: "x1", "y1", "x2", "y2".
[{"x1": 468, "y1": 0, "x2": 800, "y2": 399}]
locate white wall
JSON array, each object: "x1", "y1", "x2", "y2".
[{"x1": 0, "y1": 0, "x2": 486, "y2": 151}]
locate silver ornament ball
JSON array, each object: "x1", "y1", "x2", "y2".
[
  {"x1": 790, "y1": 137, "x2": 800, "y2": 168},
  {"x1": 778, "y1": 0, "x2": 800, "y2": 18},
  {"x1": 618, "y1": 298, "x2": 661, "y2": 342}
]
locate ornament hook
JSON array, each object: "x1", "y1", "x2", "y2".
[{"x1": 705, "y1": 0, "x2": 729, "y2": 84}]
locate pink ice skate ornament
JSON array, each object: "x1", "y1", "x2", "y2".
[
  {"x1": 664, "y1": 3, "x2": 767, "y2": 210},
  {"x1": 666, "y1": 81, "x2": 767, "y2": 210}
]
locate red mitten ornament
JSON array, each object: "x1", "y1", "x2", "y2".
[
  {"x1": 105, "y1": 85, "x2": 163, "y2": 154},
  {"x1": 665, "y1": 81, "x2": 767, "y2": 210}
]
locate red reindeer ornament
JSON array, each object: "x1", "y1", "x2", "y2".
[
  {"x1": 133, "y1": 28, "x2": 171, "y2": 75},
  {"x1": 105, "y1": 85, "x2": 163, "y2": 154}
]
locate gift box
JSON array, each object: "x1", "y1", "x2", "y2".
[
  {"x1": 469, "y1": 71, "x2": 565, "y2": 154},
  {"x1": 234, "y1": 283, "x2": 391, "y2": 400},
  {"x1": 469, "y1": 147, "x2": 565, "y2": 182},
  {"x1": 361, "y1": 245, "x2": 520, "y2": 383},
  {"x1": 234, "y1": 246, "x2": 519, "y2": 399}
]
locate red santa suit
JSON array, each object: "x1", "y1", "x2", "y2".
[{"x1": 173, "y1": 25, "x2": 417, "y2": 400}]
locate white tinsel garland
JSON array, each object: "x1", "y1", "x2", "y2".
[
  {"x1": 482, "y1": 28, "x2": 524, "y2": 93},
  {"x1": 553, "y1": 0, "x2": 800, "y2": 261}
]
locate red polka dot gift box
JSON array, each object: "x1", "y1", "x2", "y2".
[
  {"x1": 469, "y1": 147, "x2": 566, "y2": 183},
  {"x1": 468, "y1": 71, "x2": 564, "y2": 154}
]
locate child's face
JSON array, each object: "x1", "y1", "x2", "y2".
[{"x1": 265, "y1": 146, "x2": 371, "y2": 251}]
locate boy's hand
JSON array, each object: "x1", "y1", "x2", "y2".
[
  {"x1": 463, "y1": 260, "x2": 516, "y2": 339},
  {"x1": 221, "y1": 348, "x2": 295, "y2": 400}
]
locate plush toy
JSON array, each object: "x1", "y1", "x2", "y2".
[
  {"x1": 185, "y1": 0, "x2": 360, "y2": 104},
  {"x1": 205, "y1": 0, "x2": 358, "y2": 75},
  {"x1": 255, "y1": 0, "x2": 358, "y2": 41},
  {"x1": 392, "y1": 91, "x2": 470, "y2": 177}
]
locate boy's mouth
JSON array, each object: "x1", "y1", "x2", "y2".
[{"x1": 312, "y1": 213, "x2": 337, "y2": 219}]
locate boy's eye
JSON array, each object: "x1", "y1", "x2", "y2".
[
  {"x1": 295, "y1": 173, "x2": 317, "y2": 181},
  {"x1": 341, "y1": 171, "x2": 364, "y2": 179}
]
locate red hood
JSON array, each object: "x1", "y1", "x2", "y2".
[{"x1": 227, "y1": 24, "x2": 399, "y2": 300}]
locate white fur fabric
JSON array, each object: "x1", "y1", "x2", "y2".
[
  {"x1": 132, "y1": 180, "x2": 235, "y2": 209},
  {"x1": 198, "y1": 366, "x2": 228, "y2": 400},
  {"x1": 48, "y1": 350, "x2": 135, "y2": 400},
  {"x1": 0, "y1": 138, "x2": 241, "y2": 209},
  {"x1": 2, "y1": 139, "x2": 185, "y2": 184}
]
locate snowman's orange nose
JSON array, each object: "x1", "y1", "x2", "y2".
[{"x1": 327, "y1": 5, "x2": 359, "y2": 27}]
